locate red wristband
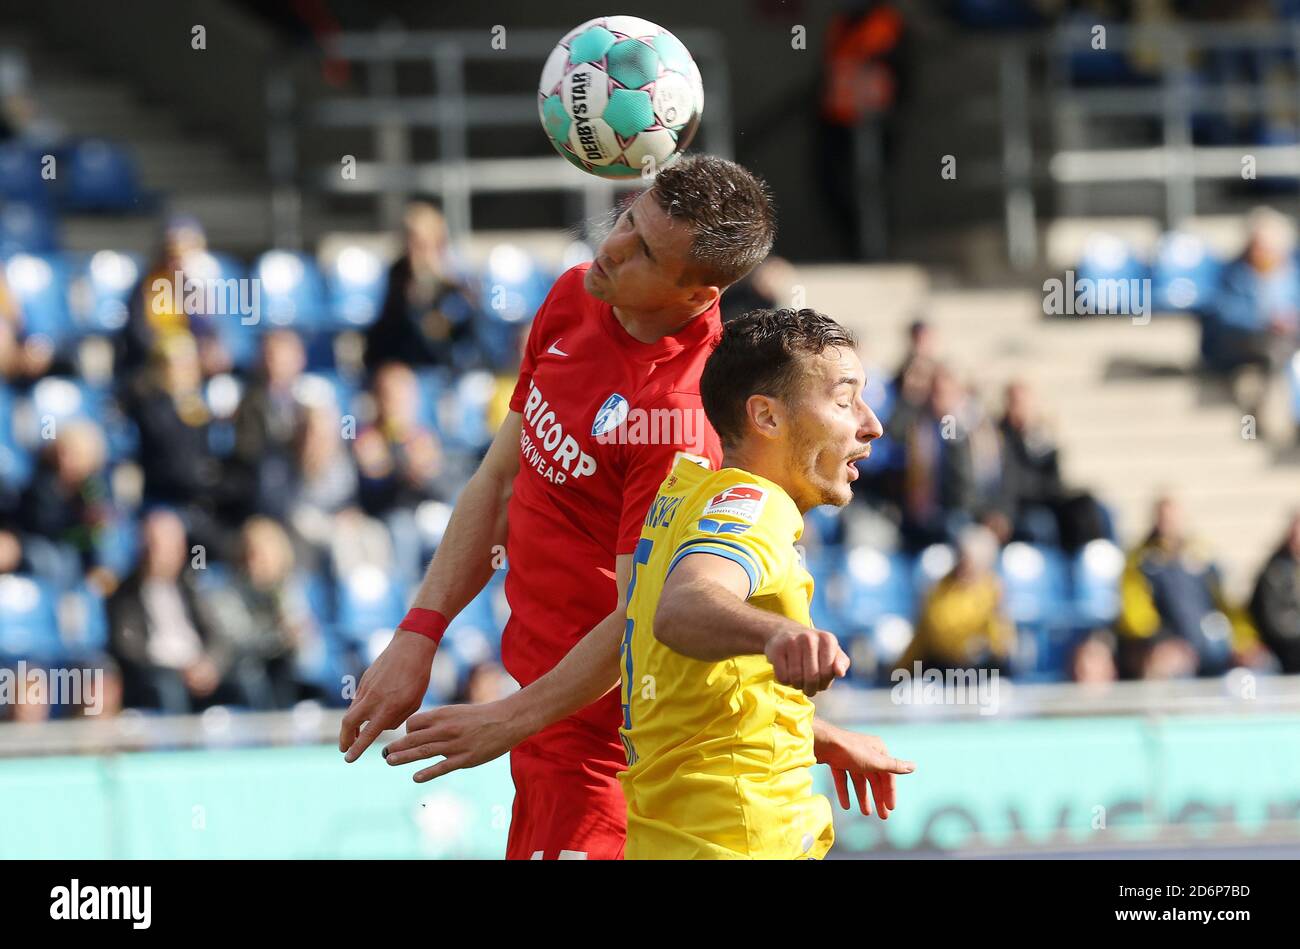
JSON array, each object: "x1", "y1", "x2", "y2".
[{"x1": 398, "y1": 607, "x2": 449, "y2": 645}]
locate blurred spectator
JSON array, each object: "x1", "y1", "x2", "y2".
[
  {"x1": 993, "y1": 380, "x2": 1112, "y2": 551},
  {"x1": 895, "y1": 364, "x2": 977, "y2": 549},
  {"x1": 1115, "y1": 495, "x2": 1254, "y2": 678},
  {"x1": 355, "y1": 362, "x2": 459, "y2": 513},
  {"x1": 107, "y1": 509, "x2": 253, "y2": 713},
  {"x1": 15, "y1": 419, "x2": 117, "y2": 592},
  {"x1": 205, "y1": 517, "x2": 321, "y2": 709},
  {"x1": 1203, "y1": 207, "x2": 1300, "y2": 440},
  {"x1": 456, "y1": 659, "x2": 516, "y2": 705},
  {"x1": 1070, "y1": 631, "x2": 1119, "y2": 685},
  {"x1": 119, "y1": 216, "x2": 231, "y2": 379},
  {"x1": 271, "y1": 397, "x2": 389, "y2": 578},
  {"x1": 0, "y1": 526, "x2": 23, "y2": 575},
  {"x1": 364, "y1": 202, "x2": 481, "y2": 372},
  {"x1": 0, "y1": 268, "x2": 54, "y2": 383},
  {"x1": 125, "y1": 333, "x2": 229, "y2": 551},
  {"x1": 817, "y1": 0, "x2": 907, "y2": 259},
  {"x1": 892, "y1": 319, "x2": 938, "y2": 394},
  {"x1": 231, "y1": 329, "x2": 307, "y2": 515},
  {"x1": 895, "y1": 524, "x2": 1015, "y2": 673},
  {"x1": 355, "y1": 362, "x2": 459, "y2": 583},
  {"x1": 719, "y1": 256, "x2": 795, "y2": 324},
  {"x1": 1250, "y1": 511, "x2": 1300, "y2": 673}
]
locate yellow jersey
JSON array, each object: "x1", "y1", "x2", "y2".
[{"x1": 618, "y1": 455, "x2": 834, "y2": 860}]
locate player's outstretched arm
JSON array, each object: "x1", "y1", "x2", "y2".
[
  {"x1": 654, "y1": 553, "x2": 850, "y2": 697},
  {"x1": 381, "y1": 552, "x2": 633, "y2": 782},
  {"x1": 340, "y1": 411, "x2": 522, "y2": 763},
  {"x1": 812, "y1": 718, "x2": 915, "y2": 820}
]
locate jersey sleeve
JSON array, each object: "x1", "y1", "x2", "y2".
[
  {"x1": 508, "y1": 267, "x2": 581, "y2": 414},
  {"x1": 664, "y1": 481, "x2": 799, "y2": 600},
  {"x1": 614, "y1": 389, "x2": 723, "y2": 555}
]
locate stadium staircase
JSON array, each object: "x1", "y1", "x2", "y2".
[{"x1": 796, "y1": 264, "x2": 1299, "y2": 598}]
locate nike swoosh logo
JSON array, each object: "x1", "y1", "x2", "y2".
[{"x1": 547, "y1": 340, "x2": 568, "y2": 356}]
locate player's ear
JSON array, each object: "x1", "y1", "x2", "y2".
[
  {"x1": 687, "y1": 283, "x2": 720, "y2": 310},
  {"x1": 745, "y1": 393, "x2": 781, "y2": 441}
]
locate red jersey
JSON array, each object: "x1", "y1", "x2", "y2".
[{"x1": 502, "y1": 263, "x2": 723, "y2": 735}]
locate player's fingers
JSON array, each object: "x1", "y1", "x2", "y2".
[
  {"x1": 413, "y1": 755, "x2": 464, "y2": 784},
  {"x1": 832, "y1": 646, "x2": 851, "y2": 679},
  {"x1": 780, "y1": 641, "x2": 805, "y2": 693},
  {"x1": 869, "y1": 751, "x2": 916, "y2": 775},
  {"x1": 880, "y1": 769, "x2": 898, "y2": 813},
  {"x1": 832, "y1": 767, "x2": 851, "y2": 811},
  {"x1": 405, "y1": 710, "x2": 435, "y2": 733},
  {"x1": 799, "y1": 635, "x2": 819, "y2": 696},
  {"x1": 338, "y1": 697, "x2": 371, "y2": 754},
  {"x1": 343, "y1": 716, "x2": 387, "y2": 763},
  {"x1": 853, "y1": 769, "x2": 871, "y2": 816},
  {"x1": 869, "y1": 771, "x2": 893, "y2": 819},
  {"x1": 384, "y1": 739, "x2": 452, "y2": 766},
  {"x1": 815, "y1": 636, "x2": 838, "y2": 692}
]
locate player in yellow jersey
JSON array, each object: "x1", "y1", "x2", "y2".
[{"x1": 384, "y1": 308, "x2": 915, "y2": 859}]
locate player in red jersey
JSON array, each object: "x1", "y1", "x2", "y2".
[{"x1": 340, "y1": 155, "x2": 777, "y2": 859}]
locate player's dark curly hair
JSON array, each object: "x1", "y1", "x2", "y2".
[
  {"x1": 650, "y1": 154, "x2": 776, "y2": 289},
  {"x1": 700, "y1": 308, "x2": 857, "y2": 449}
]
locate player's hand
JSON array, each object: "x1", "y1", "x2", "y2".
[
  {"x1": 815, "y1": 725, "x2": 915, "y2": 820},
  {"x1": 764, "y1": 627, "x2": 850, "y2": 697},
  {"x1": 381, "y1": 698, "x2": 527, "y2": 782},
  {"x1": 339, "y1": 629, "x2": 437, "y2": 763}
]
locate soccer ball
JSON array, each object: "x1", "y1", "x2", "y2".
[{"x1": 538, "y1": 15, "x2": 703, "y2": 179}]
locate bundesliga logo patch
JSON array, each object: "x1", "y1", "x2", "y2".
[{"x1": 704, "y1": 484, "x2": 767, "y2": 523}]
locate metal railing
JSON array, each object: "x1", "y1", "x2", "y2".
[
  {"x1": 1000, "y1": 21, "x2": 1300, "y2": 268},
  {"x1": 267, "y1": 28, "x2": 733, "y2": 249}
]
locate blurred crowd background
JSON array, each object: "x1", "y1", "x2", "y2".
[{"x1": 1, "y1": 0, "x2": 1299, "y2": 725}]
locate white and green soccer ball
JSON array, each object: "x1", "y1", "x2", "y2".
[{"x1": 538, "y1": 15, "x2": 703, "y2": 179}]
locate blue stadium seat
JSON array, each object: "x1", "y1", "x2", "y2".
[
  {"x1": 1288, "y1": 351, "x2": 1300, "y2": 423},
  {"x1": 59, "y1": 584, "x2": 109, "y2": 659},
  {"x1": 61, "y1": 139, "x2": 142, "y2": 212},
  {"x1": 1076, "y1": 234, "x2": 1150, "y2": 314},
  {"x1": 95, "y1": 517, "x2": 140, "y2": 577},
  {"x1": 476, "y1": 244, "x2": 552, "y2": 368},
  {"x1": 843, "y1": 546, "x2": 915, "y2": 628},
  {"x1": 0, "y1": 419, "x2": 34, "y2": 494},
  {"x1": 253, "y1": 250, "x2": 328, "y2": 329},
  {"x1": 325, "y1": 245, "x2": 387, "y2": 329},
  {"x1": 801, "y1": 545, "x2": 844, "y2": 634},
  {"x1": 4, "y1": 252, "x2": 74, "y2": 345},
  {"x1": 912, "y1": 543, "x2": 955, "y2": 596},
  {"x1": 437, "y1": 370, "x2": 496, "y2": 453},
  {"x1": 1070, "y1": 538, "x2": 1125, "y2": 628},
  {"x1": 999, "y1": 542, "x2": 1071, "y2": 627},
  {"x1": 0, "y1": 142, "x2": 53, "y2": 206},
  {"x1": 1000, "y1": 542, "x2": 1075, "y2": 678},
  {"x1": 415, "y1": 366, "x2": 452, "y2": 436},
  {"x1": 69, "y1": 250, "x2": 143, "y2": 334},
  {"x1": 335, "y1": 564, "x2": 405, "y2": 645},
  {"x1": 0, "y1": 574, "x2": 61, "y2": 661},
  {"x1": 1152, "y1": 232, "x2": 1222, "y2": 312},
  {"x1": 0, "y1": 201, "x2": 58, "y2": 255}
]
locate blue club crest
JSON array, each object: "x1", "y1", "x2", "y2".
[{"x1": 592, "y1": 393, "x2": 629, "y2": 436}]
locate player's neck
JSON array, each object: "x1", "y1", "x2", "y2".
[
  {"x1": 720, "y1": 446, "x2": 809, "y2": 513},
  {"x1": 611, "y1": 301, "x2": 710, "y2": 344}
]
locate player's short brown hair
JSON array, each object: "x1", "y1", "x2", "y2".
[
  {"x1": 650, "y1": 154, "x2": 776, "y2": 289},
  {"x1": 701, "y1": 307, "x2": 857, "y2": 449}
]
